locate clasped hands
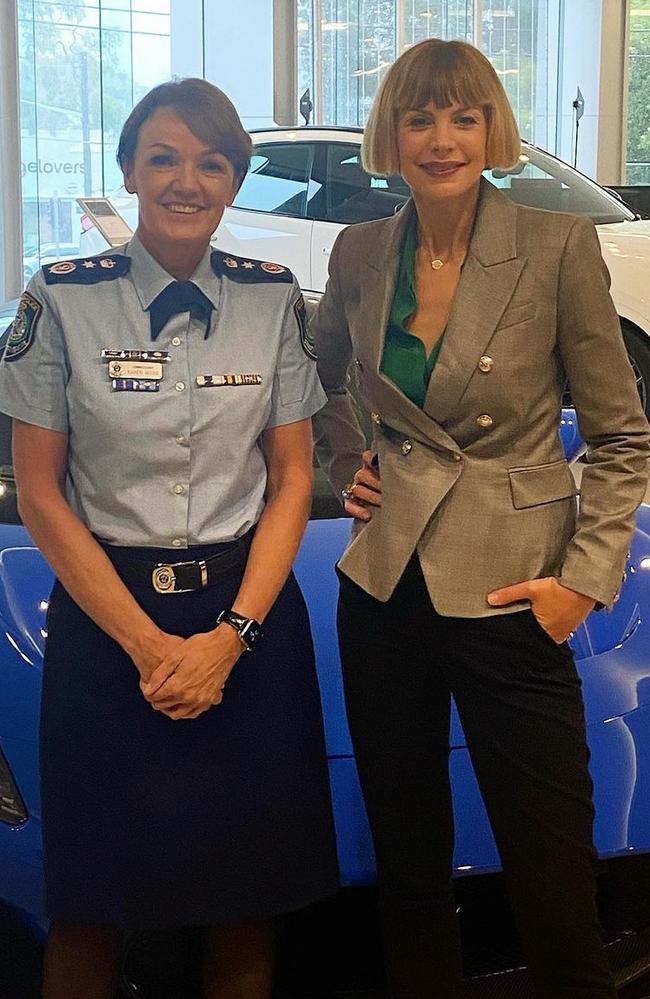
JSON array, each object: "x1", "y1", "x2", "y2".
[
  {"x1": 134, "y1": 624, "x2": 246, "y2": 720},
  {"x1": 345, "y1": 450, "x2": 594, "y2": 644}
]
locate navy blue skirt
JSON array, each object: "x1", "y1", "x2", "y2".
[{"x1": 40, "y1": 542, "x2": 339, "y2": 927}]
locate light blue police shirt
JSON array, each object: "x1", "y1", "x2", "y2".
[{"x1": 0, "y1": 235, "x2": 326, "y2": 547}]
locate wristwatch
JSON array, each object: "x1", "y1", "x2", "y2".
[{"x1": 217, "y1": 609, "x2": 263, "y2": 651}]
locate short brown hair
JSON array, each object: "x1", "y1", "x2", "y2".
[
  {"x1": 117, "y1": 78, "x2": 253, "y2": 188},
  {"x1": 363, "y1": 39, "x2": 521, "y2": 175}
]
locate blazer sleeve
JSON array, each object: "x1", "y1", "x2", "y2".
[
  {"x1": 556, "y1": 216, "x2": 650, "y2": 607},
  {"x1": 311, "y1": 228, "x2": 368, "y2": 501}
]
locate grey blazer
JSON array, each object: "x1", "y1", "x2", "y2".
[{"x1": 312, "y1": 179, "x2": 650, "y2": 616}]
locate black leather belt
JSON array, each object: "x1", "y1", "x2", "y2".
[
  {"x1": 151, "y1": 546, "x2": 246, "y2": 593},
  {"x1": 100, "y1": 531, "x2": 253, "y2": 594}
]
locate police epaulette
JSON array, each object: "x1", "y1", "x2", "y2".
[
  {"x1": 211, "y1": 250, "x2": 293, "y2": 283},
  {"x1": 43, "y1": 255, "x2": 131, "y2": 285}
]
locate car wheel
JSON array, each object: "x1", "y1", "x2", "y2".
[
  {"x1": 622, "y1": 323, "x2": 650, "y2": 418},
  {"x1": 562, "y1": 323, "x2": 650, "y2": 418}
]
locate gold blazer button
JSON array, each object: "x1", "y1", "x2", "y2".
[
  {"x1": 401, "y1": 439, "x2": 413, "y2": 455},
  {"x1": 478, "y1": 355, "x2": 494, "y2": 372},
  {"x1": 371, "y1": 411, "x2": 381, "y2": 425},
  {"x1": 476, "y1": 414, "x2": 494, "y2": 429}
]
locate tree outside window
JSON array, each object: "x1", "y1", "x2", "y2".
[{"x1": 627, "y1": 0, "x2": 650, "y2": 184}]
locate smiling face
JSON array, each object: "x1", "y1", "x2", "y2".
[
  {"x1": 123, "y1": 106, "x2": 237, "y2": 264},
  {"x1": 397, "y1": 100, "x2": 488, "y2": 205}
]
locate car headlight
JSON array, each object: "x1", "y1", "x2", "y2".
[{"x1": 0, "y1": 746, "x2": 28, "y2": 825}]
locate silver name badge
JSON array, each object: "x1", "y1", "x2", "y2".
[
  {"x1": 108, "y1": 360, "x2": 163, "y2": 380},
  {"x1": 196, "y1": 373, "x2": 263, "y2": 387},
  {"x1": 101, "y1": 349, "x2": 170, "y2": 362},
  {"x1": 112, "y1": 378, "x2": 160, "y2": 392}
]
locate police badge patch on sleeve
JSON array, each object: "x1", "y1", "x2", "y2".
[
  {"x1": 4, "y1": 292, "x2": 42, "y2": 362},
  {"x1": 293, "y1": 294, "x2": 317, "y2": 360}
]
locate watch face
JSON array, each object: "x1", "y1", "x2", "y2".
[
  {"x1": 219, "y1": 610, "x2": 262, "y2": 649},
  {"x1": 242, "y1": 620, "x2": 262, "y2": 646}
]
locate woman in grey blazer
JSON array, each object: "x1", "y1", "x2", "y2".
[{"x1": 312, "y1": 38, "x2": 650, "y2": 999}]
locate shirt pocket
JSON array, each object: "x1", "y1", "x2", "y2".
[
  {"x1": 508, "y1": 459, "x2": 577, "y2": 509},
  {"x1": 495, "y1": 301, "x2": 538, "y2": 332}
]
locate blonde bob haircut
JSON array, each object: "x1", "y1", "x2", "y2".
[{"x1": 362, "y1": 38, "x2": 521, "y2": 176}]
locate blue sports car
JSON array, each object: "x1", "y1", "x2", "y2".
[{"x1": 1, "y1": 291, "x2": 650, "y2": 996}]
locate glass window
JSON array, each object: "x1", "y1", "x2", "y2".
[
  {"x1": 314, "y1": 142, "x2": 409, "y2": 223},
  {"x1": 404, "y1": 1, "x2": 473, "y2": 45},
  {"x1": 297, "y1": 0, "x2": 315, "y2": 122},
  {"x1": 17, "y1": 0, "x2": 170, "y2": 283},
  {"x1": 627, "y1": 0, "x2": 650, "y2": 184},
  {"x1": 479, "y1": 1, "x2": 556, "y2": 148},
  {"x1": 488, "y1": 146, "x2": 634, "y2": 224},
  {"x1": 306, "y1": 1, "x2": 557, "y2": 150},
  {"x1": 233, "y1": 144, "x2": 314, "y2": 216},
  {"x1": 319, "y1": 0, "x2": 396, "y2": 126}
]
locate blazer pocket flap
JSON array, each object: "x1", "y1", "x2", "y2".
[
  {"x1": 496, "y1": 301, "x2": 537, "y2": 331},
  {"x1": 508, "y1": 460, "x2": 577, "y2": 509}
]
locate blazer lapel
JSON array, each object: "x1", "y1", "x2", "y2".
[
  {"x1": 423, "y1": 180, "x2": 525, "y2": 423},
  {"x1": 359, "y1": 200, "x2": 415, "y2": 375},
  {"x1": 355, "y1": 203, "x2": 461, "y2": 448}
]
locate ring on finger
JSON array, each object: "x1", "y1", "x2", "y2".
[{"x1": 341, "y1": 481, "x2": 357, "y2": 503}]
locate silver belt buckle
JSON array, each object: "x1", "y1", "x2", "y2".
[
  {"x1": 152, "y1": 563, "x2": 178, "y2": 593},
  {"x1": 152, "y1": 558, "x2": 209, "y2": 594}
]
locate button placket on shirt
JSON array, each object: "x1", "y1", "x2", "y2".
[{"x1": 164, "y1": 311, "x2": 193, "y2": 546}]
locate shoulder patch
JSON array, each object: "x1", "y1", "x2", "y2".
[
  {"x1": 43, "y1": 254, "x2": 130, "y2": 285},
  {"x1": 211, "y1": 250, "x2": 293, "y2": 284},
  {"x1": 4, "y1": 292, "x2": 42, "y2": 362},
  {"x1": 293, "y1": 293, "x2": 317, "y2": 360}
]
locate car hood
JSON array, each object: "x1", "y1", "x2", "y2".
[
  {"x1": 0, "y1": 531, "x2": 53, "y2": 665},
  {"x1": 597, "y1": 217, "x2": 650, "y2": 249},
  {"x1": 597, "y1": 219, "x2": 650, "y2": 328}
]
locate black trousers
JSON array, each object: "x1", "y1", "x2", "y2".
[{"x1": 337, "y1": 556, "x2": 617, "y2": 999}]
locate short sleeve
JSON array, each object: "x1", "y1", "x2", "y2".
[
  {"x1": 266, "y1": 278, "x2": 327, "y2": 428},
  {"x1": 0, "y1": 272, "x2": 69, "y2": 432}
]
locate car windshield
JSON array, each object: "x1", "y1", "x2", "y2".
[{"x1": 489, "y1": 144, "x2": 635, "y2": 224}]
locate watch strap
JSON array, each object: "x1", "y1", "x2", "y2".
[{"x1": 217, "y1": 609, "x2": 262, "y2": 651}]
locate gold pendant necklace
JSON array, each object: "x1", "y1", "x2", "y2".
[{"x1": 430, "y1": 258, "x2": 445, "y2": 271}]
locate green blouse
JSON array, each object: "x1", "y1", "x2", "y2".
[{"x1": 380, "y1": 217, "x2": 444, "y2": 409}]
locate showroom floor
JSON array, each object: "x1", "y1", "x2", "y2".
[{"x1": 3, "y1": 901, "x2": 650, "y2": 999}]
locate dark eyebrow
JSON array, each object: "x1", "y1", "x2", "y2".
[
  {"x1": 404, "y1": 104, "x2": 482, "y2": 116},
  {"x1": 147, "y1": 141, "x2": 222, "y2": 156}
]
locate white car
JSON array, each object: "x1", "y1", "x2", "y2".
[{"x1": 79, "y1": 127, "x2": 650, "y2": 414}]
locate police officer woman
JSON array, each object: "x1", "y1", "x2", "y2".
[{"x1": 0, "y1": 79, "x2": 338, "y2": 999}]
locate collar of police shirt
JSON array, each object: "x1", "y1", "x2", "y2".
[
  {"x1": 126, "y1": 233, "x2": 223, "y2": 338},
  {"x1": 148, "y1": 281, "x2": 214, "y2": 340}
]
